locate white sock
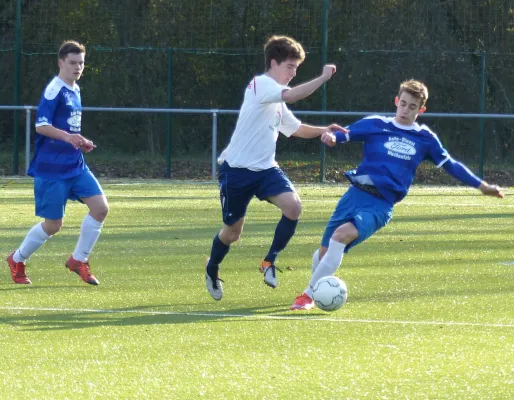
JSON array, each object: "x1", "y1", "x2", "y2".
[
  {"x1": 72, "y1": 214, "x2": 103, "y2": 262},
  {"x1": 15, "y1": 223, "x2": 52, "y2": 263},
  {"x1": 305, "y1": 239, "x2": 346, "y2": 298},
  {"x1": 311, "y1": 249, "x2": 320, "y2": 274}
]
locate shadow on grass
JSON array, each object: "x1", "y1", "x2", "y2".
[{"x1": 0, "y1": 303, "x2": 334, "y2": 331}]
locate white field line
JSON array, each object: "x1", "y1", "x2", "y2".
[{"x1": 0, "y1": 306, "x2": 512, "y2": 328}]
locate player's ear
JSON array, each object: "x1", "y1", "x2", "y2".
[
  {"x1": 418, "y1": 106, "x2": 426, "y2": 114},
  {"x1": 394, "y1": 96, "x2": 399, "y2": 106}
]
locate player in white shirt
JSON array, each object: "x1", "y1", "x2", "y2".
[{"x1": 205, "y1": 35, "x2": 344, "y2": 300}]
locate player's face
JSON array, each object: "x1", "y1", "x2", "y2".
[
  {"x1": 272, "y1": 58, "x2": 301, "y2": 85},
  {"x1": 58, "y1": 52, "x2": 85, "y2": 85},
  {"x1": 394, "y1": 92, "x2": 426, "y2": 126}
]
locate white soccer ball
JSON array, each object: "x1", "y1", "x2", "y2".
[{"x1": 312, "y1": 275, "x2": 348, "y2": 312}]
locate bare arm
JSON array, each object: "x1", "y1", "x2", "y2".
[
  {"x1": 282, "y1": 65, "x2": 336, "y2": 104},
  {"x1": 292, "y1": 123, "x2": 346, "y2": 139},
  {"x1": 36, "y1": 125, "x2": 96, "y2": 152},
  {"x1": 36, "y1": 125, "x2": 71, "y2": 141}
]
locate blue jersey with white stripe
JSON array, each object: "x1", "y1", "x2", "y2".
[
  {"x1": 341, "y1": 116, "x2": 449, "y2": 204},
  {"x1": 28, "y1": 77, "x2": 88, "y2": 179}
]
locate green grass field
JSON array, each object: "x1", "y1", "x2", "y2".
[{"x1": 0, "y1": 180, "x2": 513, "y2": 399}]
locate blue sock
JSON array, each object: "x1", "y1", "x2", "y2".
[
  {"x1": 264, "y1": 215, "x2": 298, "y2": 264},
  {"x1": 206, "y1": 234, "x2": 230, "y2": 278}
]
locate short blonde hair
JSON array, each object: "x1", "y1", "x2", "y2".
[{"x1": 398, "y1": 79, "x2": 429, "y2": 108}]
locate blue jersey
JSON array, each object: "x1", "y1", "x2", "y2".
[
  {"x1": 28, "y1": 77, "x2": 88, "y2": 179},
  {"x1": 340, "y1": 116, "x2": 450, "y2": 204}
]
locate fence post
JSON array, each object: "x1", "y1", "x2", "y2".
[
  {"x1": 166, "y1": 48, "x2": 173, "y2": 178},
  {"x1": 319, "y1": 0, "x2": 330, "y2": 183},
  {"x1": 13, "y1": 0, "x2": 22, "y2": 175},
  {"x1": 25, "y1": 107, "x2": 31, "y2": 174},
  {"x1": 211, "y1": 111, "x2": 218, "y2": 180},
  {"x1": 478, "y1": 52, "x2": 486, "y2": 178}
]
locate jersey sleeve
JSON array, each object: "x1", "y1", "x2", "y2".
[
  {"x1": 278, "y1": 103, "x2": 301, "y2": 137},
  {"x1": 425, "y1": 129, "x2": 450, "y2": 167},
  {"x1": 35, "y1": 88, "x2": 59, "y2": 127},
  {"x1": 256, "y1": 76, "x2": 288, "y2": 104},
  {"x1": 346, "y1": 117, "x2": 379, "y2": 142}
]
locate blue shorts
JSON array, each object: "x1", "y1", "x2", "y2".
[
  {"x1": 218, "y1": 161, "x2": 295, "y2": 226},
  {"x1": 321, "y1": 186, "x2": 393, "y2": 252},
  {"x1": 34, "y1": 170, "x2": 104, "y2": 220}
]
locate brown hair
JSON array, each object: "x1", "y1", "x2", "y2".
[
  {"x1": 398, "y1": 79, "x2": 429, "y2": 108},
  {"x1": 264, "y1": 35, "x2": 305, "y2": 71},
  {"x1": 58, "y1": 40, "x2": 86, "y2": 60}
]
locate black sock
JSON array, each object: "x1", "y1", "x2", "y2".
[
  {"x1": 206, "y1": 234, "x2": 230, "y2": 278},
  {"x1": 264, "y1": 215, "x2": 298, "y2": 264}
]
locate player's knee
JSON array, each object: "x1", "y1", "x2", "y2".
[
  {"x1": 220, "y1": 226, "x2": 242, "y2": 244},
  {"x1": 332, "y1": 224, "x2": 358, "y2": 244},
  {"x1": 43, "y1": 219, "x2": 63, "y2": 235},
  {"x1": 283, "y1": 200, "x2": 302, "y2": 220},
  {"x1": 92, "y1": 205, "x2": 109, "y2": 222},
  {"x1": 226, "y1": 230, "x2": 241, "y2": 244}
]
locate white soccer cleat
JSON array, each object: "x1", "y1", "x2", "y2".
[
  {"x1": 205, "y1": 274, "x2": 223, "y2": 301},
  {"x1": 205, "y1": 257, "x2": 223, "y2": 301},
  {"x1": 259, "y1": 261, "x2": 282, "y2": 289}
]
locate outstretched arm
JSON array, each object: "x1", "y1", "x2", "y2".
[
  {"x1": 282, "y1": 65, "x2": 336, "y2": 104},
  {"x1": 292, "y1": 123, "x2": 346, "y2": 139},
  {"x1": 442, "y1": 158, "x2": 504, "y2": 198}
]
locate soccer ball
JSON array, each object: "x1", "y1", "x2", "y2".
[{"x1": 312, "y1": 276, "x2": 348, "y2": 312}]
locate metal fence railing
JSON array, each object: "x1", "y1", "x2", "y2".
[{"x1": 1, "y1": 105, "x2": 514, "y2": 182}]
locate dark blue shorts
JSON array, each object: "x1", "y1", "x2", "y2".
[
  {"x1": 321, "y1": 186, "x2": 393, "y2": 252},
  {"x1": 34, "y1": 170, "x2": 104, "y2": 220},
  {"x1": 218, "y1": 161, "x2": 295, "y2": 226}
]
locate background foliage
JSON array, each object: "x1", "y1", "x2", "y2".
[{"x1": 0, "y1": 0, "x2": 513, "y2": 181}]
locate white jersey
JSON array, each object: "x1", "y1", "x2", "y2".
[{"x1": 217, "y1": 74, "x2": 301, "y2": 171}]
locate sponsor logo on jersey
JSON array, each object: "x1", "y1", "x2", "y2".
[
  {"x1": 384, "y1": 136, "x2": 416, "y2": 160},
  {"x1": 67, "y1": 111, "x2": 82, "y2": 132}
]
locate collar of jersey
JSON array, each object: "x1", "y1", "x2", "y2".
[
  {"x1": 390, "y1": 118, "x2": 419, "y2": 132},
  {"x1": 56, "y1": 76, "x2": 79, "y2": 92}
]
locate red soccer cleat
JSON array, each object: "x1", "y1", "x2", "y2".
[
  {"x1": 7, "y1": 251, "x2": 32, "y2": 284},
  {"x1": 65, "y1": 256, "x2": 99, "y2": 285},
  {"x1": 290, "y1": 293, "x2": 315, "y2": 311}
]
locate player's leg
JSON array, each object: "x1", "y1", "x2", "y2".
[
  {"x1": 209, "y1": 217, "x2": 245, "y2": 276},
  {"x1": 205, "y1": 162, "x2": 254, "y2": 300},
  {"x1": 7, "y1": 178, "x2": 67, "y2": 284},
  {"x1": 66, "y1": 171, "x2": 106, "y2": 285},
  {"x1": 72, "y1": 194, "x2": 108, "y2": 262},
  {"x1": 206, "y1": 217, "x2": 245, "y2": 300},
  {"x1": 292, "y1": 187, "x2": 393, "y2": 310},
  {"x1": 304, "y1": 223, "x2": 358, "y2": 299},
  {"x1": 257, "y1": 168, "x2": 299, "y2": 288},
  {"x1": 290, "y1": 223, "x2": 356, "y2": 311},
  {"x1": 265, "y1": 191, "x2": 301, "y2": 262}
]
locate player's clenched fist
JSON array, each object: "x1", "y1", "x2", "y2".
[{"x1": 322, "y1": 64, "x2": 336, "y2": 81}]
